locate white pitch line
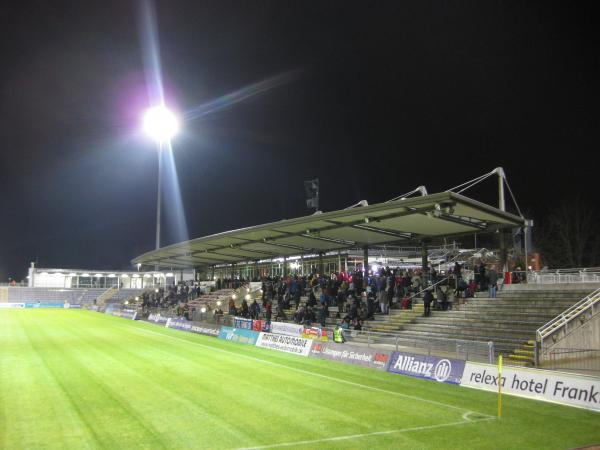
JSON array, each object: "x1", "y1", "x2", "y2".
[
  {"x1": 132, "y1": 325, "x2": 494, "y2": 420},
  {"x1": 233, "y1": 416, "x2": 495, "y2": 450}
]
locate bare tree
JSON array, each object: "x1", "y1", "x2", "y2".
[{"x1": 536, "y1": 198, "x2": 600, "y2": 268}]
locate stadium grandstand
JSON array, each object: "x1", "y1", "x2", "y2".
[{"x1": 3, "y1": 178, "x2": 600, "y2": 449}]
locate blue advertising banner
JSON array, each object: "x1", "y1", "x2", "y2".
[
  {"x1": 24, "y1": 302, "x2": 64, "y2": 308},
  {"x1": 109, "y1": 309, "x2": 138, "y2": 320},
  {"x1": 387, "y1": 351, "x2": 466, "y2": 385},
  {"x1": 218, "y1": 326, "x2": 259, "y2": 345},
  {"x1": 165, "y1": 317, "x2": 220, "y2": 337},
  {"x1": 233, "y1": 317, "x2": 254, "y2": 329}
]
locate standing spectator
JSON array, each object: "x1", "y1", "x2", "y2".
[
  {"x1": 488, "y1": 266, "x2": 499, "y2": 298},
  {"x1": 250, "y1": 299, "x2": 261, "y2": 319},
  {"x1": 378, "y1": 286, "x2": 389, "y2": 315},
  {"x1": 478, "y1": 261, "x2": 487, "y2": 291},
  {"x1": 423, "y1": 288, "x2": 433, "y2": 317},
  {"x1": 319, "y1": 303, "x2": 329, "y2": 327}
]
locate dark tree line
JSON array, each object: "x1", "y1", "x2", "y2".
[{"x1": 535, "y1": 198, "x2": 600, "y2": 269}]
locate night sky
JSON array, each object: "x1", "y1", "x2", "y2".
[{"x1": 1, "y1": 1, "x2": 598, "y2": 280}]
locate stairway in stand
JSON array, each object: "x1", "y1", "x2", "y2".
[{"x1": 389, "y1": 286, "x2": 597, "y2": 366}]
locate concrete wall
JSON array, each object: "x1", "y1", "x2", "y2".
[{"x1": 540, "y1": 307, "x2": 600, "y2": 374}]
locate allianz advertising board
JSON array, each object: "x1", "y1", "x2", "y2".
[{"x1": 387, "y1": 351, "x2": 466, "y2": 385}]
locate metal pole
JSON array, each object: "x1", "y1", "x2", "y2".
[
  {"x1": 155, "y1": 143, "x2": 163, "y2": 251},
  {"x1": 363, "y1": 246, "x2": 369, "y2": 290},
  {"x1": 497, "y1": 167, "x2": 505, "y2": 212}
]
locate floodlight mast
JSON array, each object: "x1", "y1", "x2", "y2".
[{"x1": 142, "y1": 106, "x2": 180, "y2": 258}]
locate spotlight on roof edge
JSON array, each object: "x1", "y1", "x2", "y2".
[{"x1": 142, "y1": 106, "x2": 180, "y2": 142}]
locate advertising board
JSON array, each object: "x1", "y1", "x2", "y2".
[
  {"x1": 0, "y1": 303, "x2": 25, "y2": 308},
  {"x1": 110, "y1": 309, "x2": 138, "y2": 320},
  {"x1": 148, "y1": 313, "x2": 170, "y2": 324},
  {"x1": 270, "y1": 321, "x2": 304, "y2": 337},
  {"x1": 255, "y1": 332, "x2": 312, "y2": 356},
  {"x1": 387, "y1": 351, "x2": 466, "y2": 385},
  {"x1": 309, "y1": 342, "x2": 391, "y2": 370},
  {"x1": 218, "y1": 326, "x2": 259, "y2": 345},
  {"x1": 233, "y1": 317, "x2": 253, "y2": 330},
  {"x1": 462, "y1": 361, "x2": 600, "y2": 412},
  {"x1": 165, "y1": 317, "x2": 220, "y2": 337},
  {"x1": 24, "y1": 303, "x2": 64, "y2": 308}
]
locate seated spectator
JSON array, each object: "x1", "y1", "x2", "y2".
[
  {"x1": 465, "y1": 279, "x2": 477, "y2": 298},
  {"x1": 340, "y1": 316, "x2": 351, "y2": 330}
]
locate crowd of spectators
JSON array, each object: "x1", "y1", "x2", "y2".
[{"x1": 140, "y1": 258, "x2": 525, "y2": 327}]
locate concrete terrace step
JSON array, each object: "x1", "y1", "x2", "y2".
[
  {"x1": 456, "y1": 305, "x2": 575, "y2": 315},
  {"x1": 410, "y1": 317, "x2": 545, "y2": 329},
  {"x1": 386, "y1": 330, "x2": 524, "y2": 349},
  {"x1": 463, "y1": 298, "x2": 579, "y2": 306},
  {"x1": 400, "y1": 323, "x2": 534, "y2": 339}
]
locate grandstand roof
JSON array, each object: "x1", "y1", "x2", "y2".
[{"x1": 132, "y1": 191, "x2": 525, "y2": 269}]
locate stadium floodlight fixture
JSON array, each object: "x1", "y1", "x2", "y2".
[
  {"x1": 143, "y1": 106, "x2": 180, "y2": 143},
  {"x1": 143, "y1": 274, "x2": 152, "y2": 278},
  {"x1": 108, "y1": 274, "x2": 116, "y2": 278},
  {"x1": 94, "y1": 273, "x2": 103, "y2": 278},
  {"x1": 124, "y1": 301, "x2": 129, "y2": 305},
  {"x1": 201, "y1": 307, "x2": 207, "y2": 313},
  {"x1": 81, "y1": 273, "x2": 90, "y2": 277},
  {"x1": 166, "y1": 273, "x2": 174, "y2": 277},
  {"x1": 121, "y1": 274, "x2": 129, "y2": 278},
  {"x1": 246, "y1": 288, "x2": 250, "y2": 293},
  {"x1": 232, "y1": 294, "x2": 237, "y2": 300},
  {"x1": 135, "y1": 297, "x2": 139, "y2": 301},
  {"x1": 216, "y1": 300, "x2": 222, "y2": 306},
  {"x1": 155, "y1": 288, "x2": 159, "y2": 293},
  {"x1": 68, "y1": 273, "x2": 77, "y2": 277},
  {"x1": 245, "y1": 294, "x2": 251, "y2": 301}
]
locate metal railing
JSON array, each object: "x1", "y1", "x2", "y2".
[
  {"x1": 546, "y1": 348, "x2": 600, "y2": 375},
  {"x1": 528, "y1": 268, "x2": 600, "y2": 284},
  {"x1": 340, "y1": 328, "x2": 495, "y2": 364},
  {"x1": 536, "y1": 287, "x2": 600, "y2": 352}
]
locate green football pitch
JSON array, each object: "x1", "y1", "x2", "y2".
[{"x1": 1, "y1": 310, "x2": 599, "y2": 449}]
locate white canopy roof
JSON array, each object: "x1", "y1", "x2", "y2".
[{"x1": 132, "y1": 191, "x2": 525, "y2": 269}]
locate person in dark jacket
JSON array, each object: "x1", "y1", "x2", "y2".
[{"x1": 423, "y1": 288, "x2": 433, "y2": 317}]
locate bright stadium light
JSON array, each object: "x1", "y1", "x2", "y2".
[
  {"x1": 245, "y1": 294, "x2": 251, "y2": 301},
  {"x1": 232, "y1": 294, "x2": 237, "y2": 300},
  {"x1": 201, "y1": 307, "x2": 207, "y2": 313},
  {"x1": 216, "y1": 300, "x2": 222, "y2": 306},
  {"x1": 142, "y1": 105, "x2": 181, "y2": 256},
  {"x1": 143, "y1": 106, "x2": 179, "y2": 143}
]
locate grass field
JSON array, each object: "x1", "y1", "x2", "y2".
[{"x1": 1, "y1": 310, "x2": 599, "y2": 449}]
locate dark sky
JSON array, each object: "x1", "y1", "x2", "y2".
[{"x1": 1, "y1": 1, "x2": 598, "y2": 280}]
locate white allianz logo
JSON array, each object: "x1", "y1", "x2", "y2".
[{"x1": 393, "y1": 355, "x2": 453, "y2": 382}]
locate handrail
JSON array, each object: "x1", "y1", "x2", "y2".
[
  {"x1": 406, "y1": 276, "x2": 453, "y2": 302},
  {"x1": 536, "y1": 287, "x2": 600, "y2": 346}
]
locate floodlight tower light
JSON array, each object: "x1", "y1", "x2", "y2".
[
  {"x1": 142, "y1": 105, "x2": 180, "y2": 252},
  {"x1": 143, "y1": 106, "x2": 180, "y2": 143}
]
